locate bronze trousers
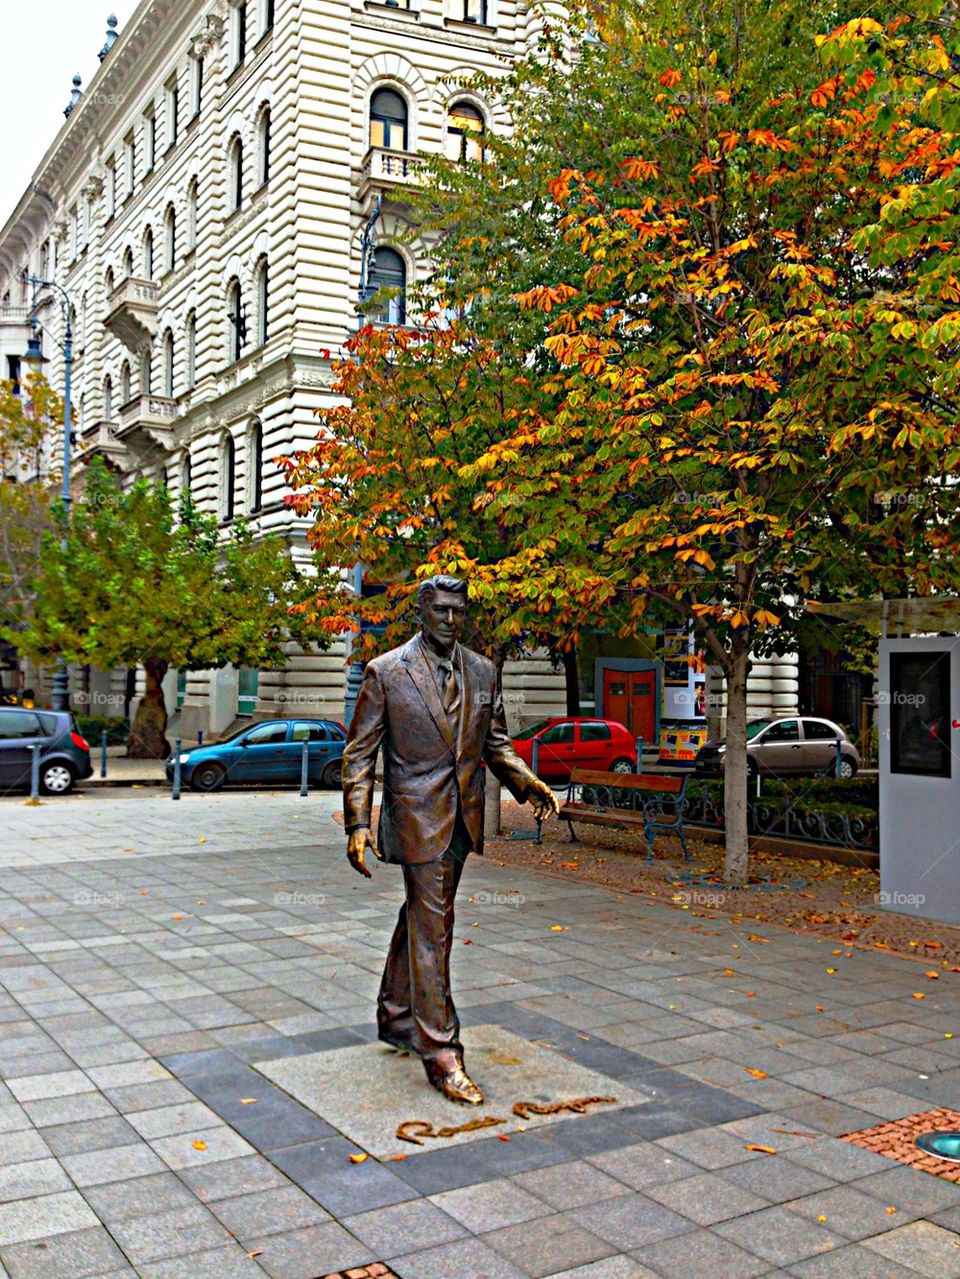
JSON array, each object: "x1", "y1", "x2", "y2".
[{"x1": 377, "y1": 820, "x2": 471, "y2": 1069}]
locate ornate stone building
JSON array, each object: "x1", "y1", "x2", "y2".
[{"x1": 0, "y1": 0, "x2": 571, "y2": 736}]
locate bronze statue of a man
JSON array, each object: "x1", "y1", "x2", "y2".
[{"x1": 342, "y1": 575, "x2": 559, "y2": 1105}]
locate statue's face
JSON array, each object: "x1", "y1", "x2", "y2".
[{"x1": 418, "y1": 589, "x2": 468, "y2": 655}]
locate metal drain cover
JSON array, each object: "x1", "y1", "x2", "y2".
[{"x1": 915, "y1": 1131, "x2": 960, "y2": 1164}]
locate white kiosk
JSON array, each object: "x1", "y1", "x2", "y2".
[{"x1": 817, "y1": 600, "x2": 960, "y2": 926}]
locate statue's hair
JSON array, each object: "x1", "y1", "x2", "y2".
[{"x1": 416, "y1": 575, "x2": 468, "y2": 606}]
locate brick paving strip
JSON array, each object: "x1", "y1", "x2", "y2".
[
  {"x1": 0, "y1": 789, "x2": 957, "y2": 1278},
  {"x1": 843, "y1": 1108, "x2": 960, "y2": 1182}
]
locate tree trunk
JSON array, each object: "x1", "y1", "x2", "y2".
[
  {"x1": 723, "y1": 635, "x2": 751, "y2": 887},
  {"x1": 561, "y1": 645, "x2": 581, "y2": 717},
  {"x1": 127, "y1": 656, "x2": 170, "y2": 758}
]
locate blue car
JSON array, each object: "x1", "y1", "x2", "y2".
[{"x1": 166, "y1": 718, "x2": 347, "y2": 792}]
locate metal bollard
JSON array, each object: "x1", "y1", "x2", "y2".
[
  {"x1": 635, "y1": 736, "x2": 644, "y2": 773},
  {"x1": 532, "y1": 737, "x2": 540, "y2": 778},
  {"x1": 172, "y1": 736, "x2": 181, "y2": 801},
  {"x1": 300, "y1": 740, "x2": 309, "y2": 797},
  {"x1": 197, "y1": 729, "x2": 204, "y2": 747},
  {"x1": 28, "y1": 743, "x2": 41, "y2": 804},
  {"x1": 100, "y1": 729, "x2": 108, "y2": 779},
  {"x1": 834, "y1": 738, "x2": 842, "y2": 778}
]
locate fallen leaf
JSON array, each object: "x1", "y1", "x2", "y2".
[
  {"x1": 198, "y1": 837, "x2": 206, "y2": 844},
  {"x1": 924, "y1": 940, "x2": 943, "y2": 949},
  {"x1": 723, "y1": 968, "x2": 736, "y2": 976},
  {"x1": 462, "y1": 939, "x2": 474, "y2": 945},
  {"x1": 192, "y1": 1140, "x2": 207, "y2": 1151},
  {"x1": 745, "y1": 991, "x2": 756, "y2": 998},
  {"x1": 912, "y1": 992, "x2": 926, "y2": 1000},
  {"x1": 946, "y1": 1033, "x2": 954, "y2": 1039},
  {"x1": 816, "y1": 1214, "x2": 828, "y2": 1223},
  {"x1": 826, "y1": 968, "x2": 837, "y2": 974},
  {"x1": 576, "y1": 1033, "x2": 590, "y2": 1041},
  {"x1": 744, "y1": 1068, "x2": 768, "y2": 1079},
  {"x1": 239, "y1": 1098, "x2": 258, "y2": 1105},
  {"x1": 389, "y1": 1153, "x2": 407, "y2": 1161},
  {"x1": 497, "y1": 1133, "x2": 512, "y2": 1142},
  {"x1": 172, "y1": 914, "x2": 183, "y2": 921},
  {"x1": 747, "y1": 935, "x2": 770, "y2": 943},
  {"x1": 349, "y1": 1153, "x2": 368, "y2": 1164},
  {"x1": 550, "y1": 925, "x2": 569, "y2": 932},
  {"x1": 886, "y1": 1206, "x2": 897, "y2": 1216},
  {"x1": 926, "y1": 971, "x2": 940, "y2": 980},
  {"x1": 815, "y1": 1005, "x2": 825, "y2": 1012},
  {"x1": 832, "y1": 949, "x2": 842, "y2": 955},
  {"x1": 744, "y1": 1144, "x2": 776, "y2": 1154},
  {"x1": 559, "y1": 861, "x2": 579, "y2": 869},
  {"x1": 247, "y1": 1251, "x2": 263, "y2": 1259}
]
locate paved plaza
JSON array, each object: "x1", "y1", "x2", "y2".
[{"x1": 0, "y1": 788, "x2": 957, "y2": 1277}]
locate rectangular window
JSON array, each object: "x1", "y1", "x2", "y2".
[
  {"x1": 890, "y1": 651, "x2": 952, "y2": 778},
  {"x1": 106, "y1": 159, "x2": 116, "y2": 217},
  {"x1": 144, "y1": 110, "x2": 156, "y2": 171},
  {"x1": 7, "y1": 355, "x2": 21, "y2": 395},
  {"x1": 233, "y1": 1, "x2": 247, "y2": 66},
  {"x1": 462, "y1": 0, "x2": 488, "y2": 22},
  {"x1": 190, "y1": 56, "x2": 203, "y2": 117},
  {"x1": 166, "y1": 78, "x2": 179, "y2": 150},
  {"x1": 123, "y1": 133, "x2": 135, "y2": 195}
]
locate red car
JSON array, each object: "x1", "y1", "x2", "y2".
[{"x1": 511, "y1": 717, "x2": 638, "y2": 782}]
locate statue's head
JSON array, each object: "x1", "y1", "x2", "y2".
[{"x1": 415, "y1": 575, "x2": 468, "y2": 655}]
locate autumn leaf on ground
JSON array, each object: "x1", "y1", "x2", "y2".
[
  {"x1": 926, "y1": 971, "x2": 940, "y2": 979},
  {"x1": 559, "y1": 861, "x2": 579, "y2": 869},
  {"x1": 192, "y1": 1140, "x2": 207, "y2": 1151},
  {"x1": 497, "y1": 1133, "x2": 511, "y2": 1141},
  {"x1": 744, "y1": 1067, "x2": 768, "y2": 1079},
  {"x1": 349, "y1": 1153, "x2": 368, "y2": 1164},
  {"x1": 747, "y1": 935, "x2": 770, "y2": 943},
  {"x1": 912, "y1": 993, "x2": 926, "y2": 1000},
  {"x1": 463, "y1": 939, "x2": 474, "y2": 945},
  {"x1": 550, "y1": 925, "x2": 569, "y2": 932},
  {"x1": 724, "y1": 968, "x2": 736, "y2": 976},
  {"x1": 745, "y1": 1144, "x2": 776, "y2": 1154},
  {"x1": 239, "y1": 1098, "x2": 258, "y2": 1105}
]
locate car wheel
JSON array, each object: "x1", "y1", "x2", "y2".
[
  {"x1": 837, "y1": 757, "x2": 856, "y2": 779},
  {"x1": 610, "y1": 757, "x2": 635, "y2": 775},
  {"x1": 321, "y1": 758, "x2": 343, "y2": 789},
  {"x1": 191, "y1": 762, "x2": 226, "y2": 793},
  {"x1": 40, "y1": 761, "x2": 75, "y2": 795}
]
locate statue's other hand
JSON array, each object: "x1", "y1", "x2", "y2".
[
  {"x1": 529, "y1": 778, "x2": 561, "y2": 821},
  {"x1": 347, "y1": 827, "x2": 381, "y2": 878}
]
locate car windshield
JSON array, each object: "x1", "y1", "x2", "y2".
[
  {"x1": 513, "y1": 719, "x2": 554, "y2": 740},
  {"x1": 746, "y1": 720, "x2": 772, "y2": 740},
  {"x1": 216, "y1": 723, "x2": 260, "y2": 744}
]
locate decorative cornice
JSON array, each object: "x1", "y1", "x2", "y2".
[{"x1": 191, "y1": 14, "x2": 225, "y2": 58}]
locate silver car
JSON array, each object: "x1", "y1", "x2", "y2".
[{"x1": 695, "y1": 716, "x2": 861, "y2": 778}]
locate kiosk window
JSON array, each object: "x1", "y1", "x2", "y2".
[{"x1": 890, "y1": 651, "x2": 951, "y2": 778}]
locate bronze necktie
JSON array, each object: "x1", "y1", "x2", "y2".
[{"x1": 439, "y1": 660, "x2": 460, "y2": 716}]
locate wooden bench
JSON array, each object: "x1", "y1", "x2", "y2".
[{"x1": 550, "y1": 768, "x2": 691, "y2": 862}]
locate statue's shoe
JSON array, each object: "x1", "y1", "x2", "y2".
[{"x1": 428, "y1": 1066, "x2": 484, "y2": 1106}]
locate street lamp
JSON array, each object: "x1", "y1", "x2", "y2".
[
  {"x1": 22, "y1": 273, "x2": 75, "y2": 713},
  {"x1": 342, "y1": 195, "x2": 383, "y2": 726}
]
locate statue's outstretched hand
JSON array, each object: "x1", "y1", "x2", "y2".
[
  {"x1": 528, "y1": 777, "x2": 560, "y2": 822},
  {"x1": 347, "y1": 827, "x2": 382, "y2": 878}
]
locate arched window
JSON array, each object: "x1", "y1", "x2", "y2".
[
  {"x1": 370, "y1": 88, "x2": 408, "y2": 151},
  {"x1": 140, "y1": 349, "x2": 152, "y2": 395},
  {"x1": 227, "y1": 278, "x2": 244, "y2": 362},
  {"x1": 257, "y1": 106, "x2": 271, "y2": 186},
  {"x1": 182, "y1": 449, "x2": 192, "y2": 494},
  {"x1": 186, "y1": 310, "x2": 197, "y2": 388},
  {"x1": 120, "y1": 359, "x2": 132, "y2": 404},
  {"x1": 222, "y1": 435, "x2": 236, "y2": 520},
  {"x1": 254, "y1": 257, "x2": 268, "y2": 346},
  {"x1": 249, "y1": 420, "x2": 263, "y2": 512},
  {"x1": 122, "y1": 247, "x2": 134, "y2": 278},
  {"x1": 164, "y1": 205, "x2": 177, "y2": 272},
  {"x1": 229, "y1": 136, "x2": 243, "y2": 210},
  {"x1": 143, "y1": 227, "x2": 154, "y2": 279},
  {"x1": 105, "y1": 266, "x2": 115, "y2": 297},
  {"x1": 369, "y1": 247, "x2": 406, "y2": 324},
  {"x1": 162, "y1": 329, "x2": 174, "y2": 397},
  {"x1": 446, "y1": 101, "x2": 485, "y2": 163},
  {"x1": 187, "y1": 179, "x2": 198, "y2": 250},
  {"x1": 103, "y1": 375, "x2": 113, "y2": 421}
]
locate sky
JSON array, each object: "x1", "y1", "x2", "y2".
[{"x1": 1, "y1": 1, "x2": 140, "y2": 217}]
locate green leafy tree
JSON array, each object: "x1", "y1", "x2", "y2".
[{"x1": 9, "y1": 458, "x2": 320, "y2": 757}]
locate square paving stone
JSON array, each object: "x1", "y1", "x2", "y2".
[
  {"x1": 0, "y1": 1133, "x2": 51, "y2": 1166},
  {"x1": 512, "y1": 1159, "x2": 632, "y2": 1210},
  {"x1": 106, "y1": 1203, "x2": 232, "y2": 1265},
  {"x1": 788, "y1": 1241, "x2": 927, "y2": 1278},
  {"x1": 713, "y1": 1205, "x2": 846, "y2": 1268},
  {"x1": 853, "y1": 1163, "x2": 960, "y2": 1215},
  {"x1": 341, "y1": 1198, "x2": 469, "y2": 1256},
  {"x1": 645, "y1": 1170, "x2": 772, "y2": 1225},
  {"x1": 654, "y1": 1127, "x2": 765, "y2": 1171},
  {"x1": 0, "y1": 1159, "x2": 71, "y2": 1205},
  {"x1": 148, "y1": 1125, "x2": 255, "y2": 1169},
  {"x1": 101, "y1": 1080, "x2": 196, "y2": 1113},
  {"x1": 0, "y1": 1224, "x2": 128, "y2": 1279},
  {"x1": 722, "y1": 1155, "x2": 835, "y2": 1204},
  {"x1": 784, "y1": 1184, "x2": 915, "y2": 1241},
  {"x1": 242, "y1": 1221, "x2": 374, "y2": 1279},
  {"x1": 6, "y1": 1072, "x2": 91, "y2": 1104},
  {"x1": 61, "y1": 1141, "x2": 166, "y2": 1187},
  {"x1": 252, "y1": 1026, "x2": 649, "y2": 1160},
  {"x1": 430, "y1": 1179, "x2": 553, "y2": 1232},
  {"x1": 863, "y1": 1220, "x2": 960, "y2": 1278},
  {"x1": 82, "y1": 1172, "x2": 201, "y2": 1224},
  {"x1": 386, "y1": 1235, "x2": 529, "y2": 1279},
  {"x1": 0, "y1": 1191, "x2": 99, "y2": 1246},
  {"x1": 269, "y1": 1137, "x2": 418, "y2": 1216},
  {"x1": 22, "y1": 1094, "x2": 116, "y2": 1128},
  {"x1": 180, "y1": 1155, "x2": 290, "y2": 1202},
  {"x1": 587, "y1": 1142, "x2": 701, "y2": 1191},
  {"x1": 126, "y1": 1101, "x2": 223, "y2": 1140},
  {"x1": 209, "y1": 1185, "x2": 331, "y2": 1239},
  {"x1": 782, "y1": 1139, "x2": 893, "y2": 1182},
  {"x1": 568, "y1": 1194, "x2": 690, "y2": 1251},
  {"x1": 637, "y1": 1227, "x2": 772, "y2": 1279},
  {"x1": 41, "y1": 1115, "x2": 140, "y2": 1157},
  {"x1": 481, "y1": 1213, "x2": 617, "y2": 1278},
  {"x1": 135, "y1": 1242, "x2": 268, "y2": 1279}
]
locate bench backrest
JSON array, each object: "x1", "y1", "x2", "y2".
[{"x1": 569, "y1": 768, "x2": 686, "y2": 794}]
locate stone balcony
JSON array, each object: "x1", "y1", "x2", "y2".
[
  {"x1": 76, "y1": 420, "x2": 129, "y2": 466},
  {"x1": 104, "y1": 277, "x2": 159, "y2": 353},
  {"x1": 358, "y1": 147, "x2": 423, "y2": 208},
  {"x1": 116, "y1": 395, "x2": 179, "y2": 448}
]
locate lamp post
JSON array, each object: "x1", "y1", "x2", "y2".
[
  {"x1": 22, "y1": 274, "x2": 74, "y2": 713},
  {"x1": 342, "y1": 195, "x2": 383, "y2": 727}
]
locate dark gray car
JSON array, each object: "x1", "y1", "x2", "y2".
[{"x1": 0, "y1": 708, "x2": 93, "y2": 795}]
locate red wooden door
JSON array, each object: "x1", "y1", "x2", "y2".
[{"x1": 603, "y1": 669, "x2": 657, "y2": 742}]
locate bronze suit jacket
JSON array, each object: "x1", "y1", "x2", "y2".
[{"x1": 342, "y1": 635, "x2": 537, "y2": 864}]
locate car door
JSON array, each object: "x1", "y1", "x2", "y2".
[
  {"x1": 752, "y1": 719, "x2": 801, "y2": 774},
  {"x1": 576, "y1": 721, "x2": 612, "y2": 770},
  {"x1": 230, "y1": 721, "x2": 291, "y2": 782},
  {"x1": 290, "y1": 721, "x2": 335, "y2": 783},
  {"x1": 536, "y1": 721, "x2": 577, "y2": 780},
  {"x1": 0, "y1": 710, "x2": 43, "y2": 789},
  {"x1": 800, "y1": 719, "x2": 842, "y2": 773}
]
